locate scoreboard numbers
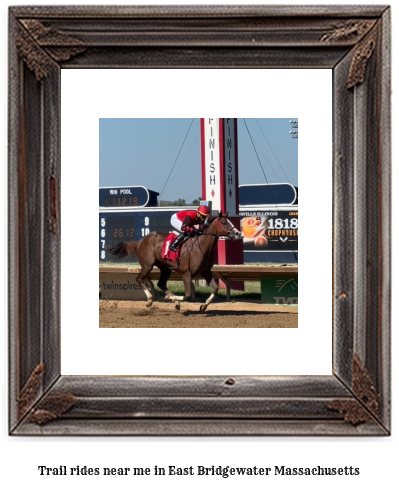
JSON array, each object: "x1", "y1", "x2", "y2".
[
  {"x1": 99, "y1": 216, "x2": 137, "y2": 261},
  {"x1": 268, "y1": 218, "x2": 298, "y2": 230},
  {"x1": 100, "y1": 217, "x2": 106, "y2": 259}
]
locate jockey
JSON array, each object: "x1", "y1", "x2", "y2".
[{"x1": 169, "y1": 204, "x2": 211, "y2": 252}]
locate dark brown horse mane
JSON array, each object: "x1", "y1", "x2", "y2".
[
  {"x1": 201, "y1": 216, "x2": 214, "y2": 229},
  {"x1": 201, "y1": 212, "x2": 228, "y2": 230}
]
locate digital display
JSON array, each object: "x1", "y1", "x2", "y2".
[
  {"x1": 240, "y1": 210, "x2": 298, "y2": 251},
  {"x1": 99, "y1": 186, "x2": 159, "y2": 207},
  {"x1": 99, "y1": 208, "x2": 298, "y2": 262},
  {"x1": 99, "y1": 212, "x2": 175, "y2": 262},
  {"x1": 149, "y1": 215, "x2": 172, "y2": 234},
  {"x1": 104, "y1": 196, "x2": 139, "y2": 207},
  {"x1": 99, "y1": 216, "x2": 136, "y2": 260}
]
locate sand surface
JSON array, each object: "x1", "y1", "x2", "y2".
[{"x1": 99, "y1": 299, "x2": 298, "y2": 329}]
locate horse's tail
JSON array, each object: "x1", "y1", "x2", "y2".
[{"x1": 108, "y1": 241, "x2": 140, "y2": 260}]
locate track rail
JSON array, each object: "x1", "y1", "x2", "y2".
[{"x1": 99, "y1": 264, "x2": 298, "y2": 300}]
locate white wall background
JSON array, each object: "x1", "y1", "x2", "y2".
[
  {"x1": 61, "y1": 68, "x2": 332, "y2": 376},
  {"x1": 1, "y1": 2, "x2": 397, "y2": 491}
]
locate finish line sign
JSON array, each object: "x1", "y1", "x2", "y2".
[{"x1": 201, "y1": 118, "x2": 239, "y2": 215}]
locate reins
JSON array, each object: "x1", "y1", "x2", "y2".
[
  {"x1": 194, "y1": 233, "x2": 217, "y2": 258},
  {"x1": 195, "y1": 218, "x2": 232, "y2": 257},
  {"x1": 216, "y1": 218, "x2": 233, "y2": 235},
  {"x1": 201, "y1": 217, "x2": 233, "y2": 237},
  {"x1": 173, "y1": 217, "x2": 236, "y2": 267}
]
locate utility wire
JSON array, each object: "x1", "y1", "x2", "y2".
[
  {"x1": 255, "y1": 118, "x2": 290, "y2": 182},
  {"x1": 158, "y1": 118, "x2": 194, "y2": 201},
  {"x1": 242, "y1": 118, "x2": 279, "y2": 209},
  {"x1": 242, "y1": 118, "x2": 270, "y2": 184},
  {"x1": 253, "y1": 140, "x2": 284, "y2": 182},
  {"x1": 162, "y1": 135, "x2": 200, "y2": 198}
]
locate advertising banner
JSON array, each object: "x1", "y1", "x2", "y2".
[
  {"x1": 100, "y1": 273, "x2": 148, "y2": 300},
  {"x1": 240, "y1": 210, "x2": 298, "y2": 252}
]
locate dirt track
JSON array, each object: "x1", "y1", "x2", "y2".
[{"x1": 99, "y1": 300, "x2": 298, "y2": 329}]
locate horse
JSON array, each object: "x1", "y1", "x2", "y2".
[{"x1": 108, "y1": 212, "x2": 241, "y2": 312}]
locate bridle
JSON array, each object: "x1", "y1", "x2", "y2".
[
  {"x1": 200, "y1": 217, "x2": 238, "y2": 239},
  {"x1": 190, "y1": 217, "x2": 240, "y2": 260},
  {"x1": 177, "y1": 216, "x2": 241, "y2": 271},
  {"x1": 216, "y1": 217, "x2": 234, "y2": 236}
]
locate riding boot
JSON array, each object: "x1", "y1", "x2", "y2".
[{"x1": 169, "y1": 233, "x2": 185, "y2": 252}]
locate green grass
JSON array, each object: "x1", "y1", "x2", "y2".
[{"x1": 158, "y1": 280, "x2": 261, "y2": 301}]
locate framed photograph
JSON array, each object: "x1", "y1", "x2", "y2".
[{"x1": 9, "y1": 5, "x2": 390, "y2": 435}]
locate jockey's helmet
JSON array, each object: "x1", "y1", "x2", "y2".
[{"x1": 197, "y1": 205, "x2": 211, "y2": 217}]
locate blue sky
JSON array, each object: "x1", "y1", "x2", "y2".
[{"x1": 99, "y1": 118, "x2": 298, "y2": 203}]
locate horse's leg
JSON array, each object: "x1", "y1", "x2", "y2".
[
  {"x1": 160, "y1": 267, "x2": 184, "y2": 306},
  {"x1": 168, "y1": 272, "x2": 192, "y2": 311},
  {"x1": 154, "y1": 263, "x2": 188, "y2": 309},
  {"x1": 155, "y1": 263, "x2": 184, "y2": 308},
  {"x1": 199, "y1": 270, "x2": 219, "y2": 312},
  {"x1": 144, "y1": 277, "x2": 159, "y2": 302},
  {"x1": 157, "y1": 266, "x2": 172, "y2": 297},
  {"x1": 141, "y1": 277, "x2": 154, "y2": 307},
  {"x1": 163, "y1": 272, "x2": 193, "y2": 310},
  {"x1": 145, "y1": 278, "x2": 155, "y2": 290},
  {"x1": 136, "y1": 266, "x2": 154, "y2": 307}
]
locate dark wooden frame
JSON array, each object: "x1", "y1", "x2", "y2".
[{"x1": 9, "y1": 5, "x2": 391, "y2": 436}]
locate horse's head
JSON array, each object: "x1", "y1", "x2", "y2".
[{"x1": 203, "y1": 211, "x2": 242, "y2": 240}]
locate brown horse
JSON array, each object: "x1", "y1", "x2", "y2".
[{"x1": 109, "y1": 212, "x2": 241, "y2": 312}]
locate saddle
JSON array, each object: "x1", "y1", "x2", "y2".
[{"x1": 162, "y1": 232, "x2": 182, "y2": 261}]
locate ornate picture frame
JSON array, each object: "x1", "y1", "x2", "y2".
[{"x1": 9, "y1": 5, "x2": 391, "y2": 435}]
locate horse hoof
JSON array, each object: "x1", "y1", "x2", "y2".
[
  {"x1": 146, "y1": 300, "x2": 153, "y2": 308},
  {"x1": 200, "y1": 304, "x2": 207, "y2": 312},
  {"x1": 175, "y1": 303, "x2": 180, "y2": 311}
]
